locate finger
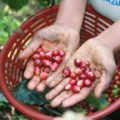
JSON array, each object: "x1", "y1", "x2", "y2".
[
  {"x1": 24, "y1": 60, "x2": 34, "y2": 79},
  {"x1": 36, "y1": 81, "x2": 46, "y2": 92},
  {"x1": 27, "y1": 75, "x2": 40, "y2": 90},
  {"x1": 62, "y1": 88, "x2": 91, "y2": 107},
  {"x1": 19, "y1": 34, "x2": 41, "y2": 59},
  {"x1": 50, "y1": 91, "x2": 73, "y2": 108},
  {"x1": 46, "y1": 65, "x2": 65, "y2": 88},
  {"x1": 45, "y1": 78, "x2": 70, "y2": 100},
  {"x1": 94, "y1": 71, "x2": 112, "y2": 98}
]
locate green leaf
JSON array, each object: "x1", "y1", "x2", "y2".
[
  {"x1": 0, "y1": 91, "x2": 8, "y2": 103},
  {"x1": 2, "y1": 0, "x2": 28, "y2": 11},
  {"x1": 12, "y1": 115, "x2": 29, "y2": 120},
  {"x1": 71, "y1": 104, "x2": 87, "y2": 114},
  {"x1": 41, "y1": 104, "x2": 65, "y2": 116},
  {"x1": 55, "y1": 0, "x2": 60, "y2": 4},
  {"x1": 38, "y1": 0, "x2": 50, "y2": 8},
  {"x1": 13, "y1": 80, "x2": 49, "y2": 105},
  {"x1": 85, "y1": 93, "x2": 108, "y2": 110}
]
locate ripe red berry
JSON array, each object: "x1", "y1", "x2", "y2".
[
  {"x1": 86, "y1": 71, "x2": 96, "y2": 81},
  {"x1": 74, "y1": 59, "x2": 82, "y2": 67},
  {"x1": 34, "y1": 59, "x2": 42, "y2": 66},
  {"x1": 84, "y1": 79, "x2": 92, "y2": 87},
  {"x1": 51, "y1": 62, "x2": 59, "y2": 71},
  {"x1": 40, "y1": 72, "x2": 48, "y2": 80},
  {"x1": 39, "y1": 51, "x2": 45, "y2": 59},
  {"x1": 54, "y1": 56, "x2": 62, "y2": 64},
  {"x1": 43, "y1": 67, "x2": 50, "y2": 73},
  {"x1": 115, "y1": 80, "x2": 120, "y2": 86},
  {"x1": 58, "y1": 49, "x2": 65, "y2": 57},
  {"x1": 72, "y1": 85, "x2": 81, "y2": 93},
  {"x1": 34, "y1": 66, "x2": 40, "y2": 75},
  {"x1": 37, "y1": 47, "x2": 43, "y2": 53},
  {"x1": 84, "y1": 60, "x2": 90, "y2": 67},
  {"x1": 65, "y1": 84, "x2": 72, "y2": 91},
  {"x1": 114, "y1": 74, "x2": 120, "y2": 80},
  {"x1": 62, "y1": 67, "x2": 71, "y2": 77},
  {"x1": 70, "y1": 72, "x2": 77, "y2": 78},
  {"x1": 85, "y1": 68, "x2": 91, "y2": 73},
  {"x1": 42, "y1": 59, "x2": 50, "y2": 67},
  {"x1": 77, "y1": 80, "x2": 84, "y2": 88},
  {"x1": 45, "y1": 52, "x2": 52, "y2": 60},
  {"x1": 75, "y1": 68, "x2": 83, "y2": 75},
  {"x1": 80, "y1": 62, "x2": 87, "y2": 68},
  {"x1": 32, "y1": 53, "x2": 39, "y2": 60},
  {"x1": 69, "y1": 79, "x2": 77, "y2": 85},
  {"x1": 52, "y1": 49, "x2": 58, "y2": 56},
  {"x1": 80, "y1": 74, "x2": 87, "y2": 80}
]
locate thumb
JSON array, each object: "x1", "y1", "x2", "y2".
[
  {"x1": 94, "y1": 71, "x2": 113, "y2": 98},
  {"x1": 19, "y1": 35, "x2": 41, "y2": 59}
]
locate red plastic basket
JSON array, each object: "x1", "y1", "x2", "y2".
[{"x1": 0, "y1": 4, "x2": 120, "y2": 120}]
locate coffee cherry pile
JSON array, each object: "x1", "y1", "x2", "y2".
[
  {"x1": 63, "y1": 59, "x2": 96, "y2": 93},
  {"x1": 105, "y1": 66, "x2": 120, "y2": 104},
  {"x1": 32, "y1": 46, "x2": 65, "y2": 80}
]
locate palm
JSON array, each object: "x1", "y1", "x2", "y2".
[
  {"x1": 46, "y1": 39, "x2": 116, "y2": 108},
  {"x1": 19, "y1": 24, "x2": 80, "y2": 92}
]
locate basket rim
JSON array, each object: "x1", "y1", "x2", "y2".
[{"x1": 0, "y1": 4, "x2": 119, "y2": 120}]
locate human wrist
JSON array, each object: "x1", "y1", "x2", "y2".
[
  {"x1": 94, "y1": 20, "x2": 120, "y2": 53},
  {"x1": 54, "y1": 0, "x2": 86, "y2": 32},
  {"x1": 54, "y1": 20, "x2": 81, "y2": 32}
]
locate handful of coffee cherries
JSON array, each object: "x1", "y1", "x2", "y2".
[{"x1": 32, "y1": 46, "x2": 96, "y2": 93}]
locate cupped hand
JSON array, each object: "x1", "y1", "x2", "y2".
[
  {"x1": 46, "y1": 38, "x2": 116, "y2": 108},
  {"x1": 19, "y1": 24, "x2": 80, "y2": 92}
]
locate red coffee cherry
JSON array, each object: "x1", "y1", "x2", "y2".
[
  {"x1": 54, "y1": 56, "x2": 62, "y2": 64},
  {"x1": 86, "y1": 71, "x2": 96, "y2": 81},
  {"x1": 37, "y1": 47, "x2": 43, "y2": 53},
  {"x1": 34, "y1": 59, "x2": 42, "y2": 67},
  {"x1": 39, "y1": 51, "x2": 45, "y2": 59},
  {"x1": 80, "y1": 74, "x2": 87, "y2": 80},
  {"x1": 75, "y1": 68, "x2": 83, "y2": 75},
  {"x1": 84, "y1": 79, "x2": 92, "y2": 87},
  {"x1": 32, "y1": 53, "x2": 39, "y2": 60},
  {"x1": 42, "y1": 59, "x2": 50, "y2": 67},
  {"x1": 43, "y1": 67, "x2": 50, "y2": 73},
  {"x1": 52, "y1": 49, "x2": 58, "y2": 56},
  {"x1": 69, "y1": 79, "x2": 77, "y2": 85},
  {"x1": 51, "y1": 62, "x2": 59, "y2": 71},
  {"x1": 84, "y1": 60, "x2": 90, "y2": 67},
  {"x1": 70, "y1": 72, "x2": 77, "y2": 78},
  {"x1": 80, "y1": 62, "x2": 87, "y2": 69},
  {"x1": 58, "y1": 49, "x2": 65, "y2": 57},
  {"x1": 74, "y1": 58, "x2": 82, "y2": 67},
  {"x1": 45, "y1": 51, "x2": 52, "y2": 60},
  {"x1": 40, "y1": 72, "x2": 48, "y2": 80},
  {"x1": 72, "y1": 85, "x2": 81, "y2": 93},
  {"x1": 77, "y1": 80, "x2": 84, "y2": 88},
  {"x1": 62, "y1": 67, "x2": 71, "y2": 77}
]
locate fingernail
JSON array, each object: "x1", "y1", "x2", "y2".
[{"x1": 45, "y1": 94, "x2": 52, "y2": 100}]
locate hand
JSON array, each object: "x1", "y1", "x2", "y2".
[
  {"x1": 19, "y1": 24, "x2": 80, "y2": 92},
  {"x1": 46, "y1": 38, "x2": 116, "y2": 108}
]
